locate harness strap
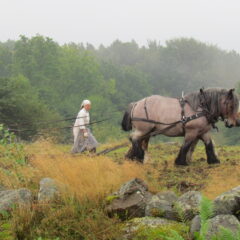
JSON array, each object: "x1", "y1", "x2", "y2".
[
  {"x1": 132, "y1": 117, "x2": 181, "y2": 125},
  {"x1": 144, "y1": 98, "x2": 149, "y2": 120},
  {"x1": 132, "y1": 112, "x2": 206, "y2": 126},
  {"x1": 179, "y1": 97, "x2": 186, "y2": 124},
  {"x1": 131, "y1": 96, "x2": 206, "y2": 128}
]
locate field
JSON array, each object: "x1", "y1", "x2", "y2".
[{"x1": 0, "y1": 139, "x2": 240, "y2": 239}]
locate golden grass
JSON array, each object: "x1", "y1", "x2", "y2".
[
  {"x1": 3, "y1": 139, "x2": 240, "y2": 202},
  {"x1": 27, "y1": 140, "x2": 149, "y2": 201},
  {"x1": 203, "y1": 163, "x2": 240, "y2": 199}
]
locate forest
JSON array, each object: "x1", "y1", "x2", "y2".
[{"x1": 0, "y1": 35, "x2": 240, "y2": 144}]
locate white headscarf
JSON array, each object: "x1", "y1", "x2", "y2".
[{"x1": 81, "y1": 99, "x2": 91, "y2": 108}]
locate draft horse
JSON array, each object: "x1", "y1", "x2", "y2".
[{"x1": 121, "y1": 88, "x2": 240, "y2": 165}]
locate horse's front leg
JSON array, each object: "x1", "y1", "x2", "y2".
[
  {"x1": 175, "y1": 134, "x2": 197, "y2": 166},
  {"x1": 200, "y1": 133, "x2": 220, "y2": 164}
]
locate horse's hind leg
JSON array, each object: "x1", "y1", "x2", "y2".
[
  {"x1": 126, "y1": 137, "x2": 134, "y2": 159},
  {"x1": 142, "y1": 136, "x2": 150, "y2": 164},
  {"x1": 200, "y1": 133, "x2": 220, "y2": 164},
  {"x1": 186, "y1": 139, "x2": 199, "y2": 164},
  {"x1": 175, "y1": 134, "x2": 197, "y2": 166},
  {"x1": 126, "y1": 136, "x2": 145, "y2": 163}
]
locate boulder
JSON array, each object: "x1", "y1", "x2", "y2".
[
  {"x1": 118, "y1": 178, "x2": 148, "y2": 197},
  {"x1": 205, "y1": 214, "x2": 240, "y2": 240},
  {"x1": 213, "y1": 186, "x2": 240, "y2": 216},
  {"x1": 38, "y1": 178, "x2": 59, "y2": 203},
  {"x1": 156, "y1": 191, "x2": 178, "y2": 203},
  {"x1": 190, "y1": 215, "x2": 201, "y2": 237},
  {"x1": 123, "y1": 216, "x2": 187, "y2": 240},
  {"x1": 0, "y1": 188, "x2": 32, "y2": 212},
  {"x1": 106, "y1": 178, "x2": 151, "y2": 220},
  {"x1": 125, "y1": 216, "x2": 173, "y2": 233},
  {"x1": 145, "y1": 194, "x2": 177, "y2": 220},
  {"x1": 174, "y1": 191, "x2": 202, "y2": 221}
]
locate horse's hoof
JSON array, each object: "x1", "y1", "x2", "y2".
[
  {"x1": 208, "y1": 159, "x2": 220, "y2": 165},
  {"x1": 175, "y1": 161, "x2": 189, "y2": 166}
]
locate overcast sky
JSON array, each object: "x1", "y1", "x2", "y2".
[{"x1": 0, "y1": 0, "x2": 239, "y2": 52}]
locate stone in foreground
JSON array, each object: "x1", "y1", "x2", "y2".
[
  {"x1": 106, "y1": 178, "x2": 151, "y2": 220},
  {"x1": 174, "y1": 191, "x2": 202, "y2": 221},
  {"x1": 206, "y1": 214, "x2": 240, "y2": 240},
  {"x1": 0, "y1": 188, "x2": 32, "y2": 211},
  {"x1": 38, "y1": 177, "x2": 59, "y2": 203},
  {"x1": 213, "y1": 185, "x2": 240, "y2": 216},
  {"x1": 145, "y1": 194, "x2": 177, "y2": 220}
]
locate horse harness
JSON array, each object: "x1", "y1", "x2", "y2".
[{"x1": 131, "y1": 96, "x2": 206, "y2": 130}]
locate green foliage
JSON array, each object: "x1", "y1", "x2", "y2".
[
  {"x1": 0, "y1": 75, "x2": 60, "y2": 140},
  {"x1": 164, "y1": 230, "x2": 186, "y2": 240},
  {"x1": 1, "y1": 35, "x2": 240, "y2": 143},
  {"x1": 0, "y1": 221, "x2": 13, "y2": 240},
  {"x1": 198, "y1": 197, "x2": 214, "y2": 240},
  {"x1": 132, "y1": 223, "x2": 189, "y2": 240},
  {"x1": 105, "y1": 195, "x2": 119, "y2": 204},
  {"x1": 212, "y1": 227, "x2": 240, "y2": 240},
  {"x1": 0, "y1": 124, "x2": 27, "y2": 165}
]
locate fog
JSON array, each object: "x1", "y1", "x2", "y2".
[{"x1": 0, "y1": 0, "x2": 240, "y2": 51}]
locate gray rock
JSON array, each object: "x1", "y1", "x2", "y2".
[
  {"x1": 0, "y1": 184, "x2": 6, "y2": 192},
  {"x1": 0, "y1": 188, "x2": 32, "y2": 211},
  {"x1": 206, "y1": 215, "x2": 240, "y2": 240},
  {"x1": 106, "y1": 178, "x2": 151, "y2": 220},
  {"x1": 125, "y1": 216, "x2": 173, "y2": 233},
  {"x1": 123, "y1": 216, "x2": 186, "y2": 240},
  {"x1": 174, "y1": 191, "x2": 202, "y2": 221},
  {"x1": 190, "y1": 215, "x2": 201, "y2": 237},
  {"x1": 156, "y1": 191, "x2": 178, "y2": 204},
  {"x1": 118, "y1": 178, "x2": 148, "y2": 197},
  {"x1": 213, "y1": 186, "x2": 240, "y2": 216},
  {"x1": 38, "y1": 178, "x2": 59, "y2": 203},
  {"x1": 106, "y1": 190, "x2": 152, "y2": 220},
  {"x1": 145, "y1": 195, "x2": 177, "y2": 220}
]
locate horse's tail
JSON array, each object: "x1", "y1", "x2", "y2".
[{"x1": 121, "y1": 103, "x2": 134, "y2": 131}]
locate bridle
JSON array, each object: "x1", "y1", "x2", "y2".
[{"x1": 199, "y1": 88, "x2": 219, "y2": 129}]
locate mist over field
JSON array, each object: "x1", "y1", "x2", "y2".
[
  {"x1": 1, "y1": 0, "x2": 240, "y2": 143},
  {"x1": 1, "y1": 1, "x2": 240, "y2": 240},
  {"x1": 1, "y1": 36, "x2": 240, "y2": 144}
]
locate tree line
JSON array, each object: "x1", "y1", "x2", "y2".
[{"x1": 0, "y1": 35, "x2": 240, "y2": 143}]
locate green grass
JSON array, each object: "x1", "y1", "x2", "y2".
[{"x1": 0, "y1": 221, "x2": 13, "y2": 240}]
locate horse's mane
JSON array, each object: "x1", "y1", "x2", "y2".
[{"x1": 184, "y1": 88, "x2": 239, "y2": 118}]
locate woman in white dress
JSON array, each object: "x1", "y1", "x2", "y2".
[{"x1": 71, "y1": 100, "x2": 98, "y2": 153}]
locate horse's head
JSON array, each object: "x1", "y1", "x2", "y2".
[{"x1": 220, "y1": 89, "x2": 239, "y2": 128}]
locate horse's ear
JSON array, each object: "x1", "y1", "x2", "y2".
[{"x1": 228, "y1": 88, "x2": 235, "y2": 99}]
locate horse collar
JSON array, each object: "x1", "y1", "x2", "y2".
[{"x1": 179, "y1": 97, "x2": 206, "y2": 125}]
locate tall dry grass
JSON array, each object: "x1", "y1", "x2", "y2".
[{"x1": 27, "y1": 140, "x2": 149, "y2": 201}]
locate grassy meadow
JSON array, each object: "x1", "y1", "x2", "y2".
[{"x1": 1, "y1": 139, "x2": 240, "y2": 239}]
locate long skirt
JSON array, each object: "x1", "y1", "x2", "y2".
[{"x1": 71, "y1": 128, "x2": 98, "y2": 154}]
